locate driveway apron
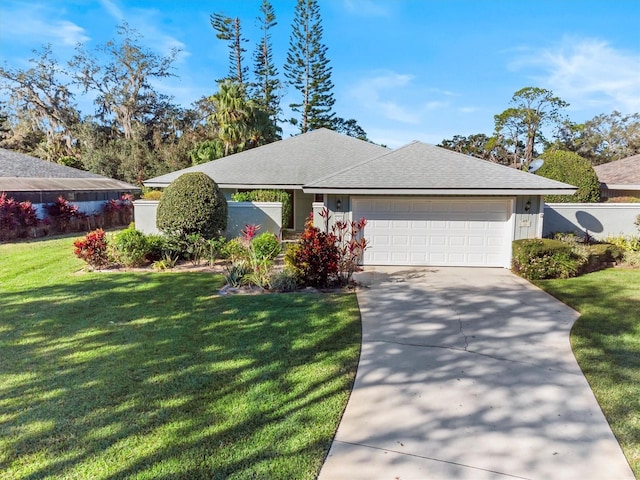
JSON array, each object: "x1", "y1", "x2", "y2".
[{"x1": 319, "y1": 267, "x2": 634, "y2": 480}]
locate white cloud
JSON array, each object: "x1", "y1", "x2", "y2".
[
  {"x1": 348, "y1": 72, "x2": 420, "y2": 124},
  {"x1": 511, "y1": 37, "x2": 640, "y2": 113},
  {"x1": 0, "y1": 3, "x2": 89, "y2": 47},
  {"x1": 347, "y1": 71, "x2": 454, "y2": 125},
  {"x1": 100, "y1": 0, "x2": 124, "y2": 21}
]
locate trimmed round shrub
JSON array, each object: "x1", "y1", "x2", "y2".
[
  {"x1": 156, "y1": 172, "x2": 227, "y2": 239},
  {"x1": 222, "y1": 238, "x2": 249, "y2": 261},
  {"x1": 538, "y1": 150, "x2": 600, "y2": 203},
  {"x1": 112, "y1": 227, "x2": 150, "y2": 267},
  {"x1": 252, "y1": 232, "x2": 281, "y2": 261}
]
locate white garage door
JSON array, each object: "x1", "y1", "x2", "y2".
[{"x1": 352, "y1": 197, "x2": 512, "y2": 267}]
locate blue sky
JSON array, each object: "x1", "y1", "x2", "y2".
[{"x1": 1, "y1": 0, "x2": 639, "y2": 148}]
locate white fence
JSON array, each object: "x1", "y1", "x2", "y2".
[
  {"x1": 134, "y1": 200, "x2": 283, "y2": 239},
  {"x1": 543, "y1": 203, "x2": 639, "y2": 239}
]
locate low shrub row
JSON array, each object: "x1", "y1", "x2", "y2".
[
  {"x1": 512, "y1": 238, "x2": 626, "y2": 280},
  {"x1": 74, "y1": 225, "x2": 228, "y2": 270},
  {"x1": 74, "y1": 210, "x2": 370, "y2": 292}
]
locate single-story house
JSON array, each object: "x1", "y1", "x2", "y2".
[
  {"x1": 593, "y1": 154, "x2": 640, "y2": 200},
  {"x1": 144, "y1": 129, "x2": 576, "y2": 268},
  {"x1": 0, "y1": 148, "x2": 140, "y2": 217}
]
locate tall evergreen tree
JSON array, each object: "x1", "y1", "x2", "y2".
[
  {"x1": 284, "y1": 0, "x2": 335, "y2": 133},
  {"x1": 211, "y1": 13, "x2": 248, "y2": 85},
  {"x1": 252, "y1": 0, "x2": 281, "y2": 127}
]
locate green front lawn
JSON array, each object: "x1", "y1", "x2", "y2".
[
  {"x1": 0, "y1": 236, "x2": 361, "y2": 479},
  {"x1": 537, "y1": 269, "x2": 640, "y2": 477}
]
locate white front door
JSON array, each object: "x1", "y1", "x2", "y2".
[{"x1": 352, "y1": 197, "x2": 513, "y2": 267}]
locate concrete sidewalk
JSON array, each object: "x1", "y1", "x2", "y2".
[{"x1": 319, "y1": 267, "x2": 634, "y2": 480}]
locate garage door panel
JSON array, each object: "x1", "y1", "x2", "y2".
[
  {"x1": 449, "y1": 236, "x2": 465, "y2": 246},
  {"x1": 372, "y1": 235, "x2": 390, "y2": 246},
  {"x1": 392, "y1": 236, "x2": 409, "y2": 246},
  {"x1": 392, "y1": 220, "x2": 409, "y2": 228},
  {"x1": 411, "y1": 236, "x2": 427, "y2": 246},
  {"x1": 468, "y1": 236, "x2": 486, "y2": 247},
  {"x1": 354, "y1": 197, "x2": 511, "y2": 267}
]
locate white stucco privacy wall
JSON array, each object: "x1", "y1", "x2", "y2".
[
  {"x1": 543, "y1": 203, "x2": 640, "y2": 239},
  {"x1": 225, "y1": 202, "x2": 282, "y2": 239},
  {"x1": 134, "y1": 200, "x2": 160, "y2": 234},
  {"x1": 134, "y1": 200, "x2": 282, "y2": 239}
]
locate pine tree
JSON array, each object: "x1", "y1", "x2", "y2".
[
  {"x1": 252, "y1": 0, "x2": 281, "y2": 127},
  {"x1": 284, "y1": 0, "x2": 335, "y2": 133},
  {"x1": 210, "y1": 13, "x2": 248, "y2": 85}
]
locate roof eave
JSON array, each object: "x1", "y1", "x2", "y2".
[
  {"x1": 143, "y1": 181, "x2": 304, "y2": 190},
  {"x1": 602, "y1": 183, "x2": 640, "y2": 190},
  {"x1": 302, "y1": 187, "x2": 578, "y2": 195}
]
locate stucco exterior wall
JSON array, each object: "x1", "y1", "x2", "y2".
[
  {"x1": 543, "y1": 203, "x2": 640, "y2": 239},
  {"x1": 225, "y1": 202, "x2": 282, "y2": 239},
  {"x1": 293, "y1": 190, "x2": 315, "y2": 231},
  {"x1": 134, "y1": 200, "x2": 283, "y2": 239},
  {"x1": 134, "y1": 200, "x2": 160, "y2": 234},
  {"x1": 513, "y1": 195, "x2": 543, "y2": 240}
]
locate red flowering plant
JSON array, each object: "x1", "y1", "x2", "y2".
[
  {"x1": 241, "y1": 224, "x2": 261, "y2": 244},
  {"x1": 332, "y1": 217, "x2": 369, "y2": 285},
  {"x1": 294, "y1": 213, "x2": 339, "y2": 288},
  {"x1": 103, "y1": 194, "x2": 134, "y2": 226},
  {"x1": 73, "y1": 228, "x2": 110, "y2": 269},
  {"x1": 45, "y1": 196, "x2": 84, "y2": 232},
  {"x1": 0, "y1": 193, "x2": 40, "y2": 239}
]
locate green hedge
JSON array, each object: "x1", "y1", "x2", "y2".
[
  {"x1": 231, "y1": 190, "x2": 292, "y2": 228},
  {"x1": 512, "y1": 239, "x2": 581, "y2": 280},
  {"x1": 538, "y1": 150, "x2": 600, "y2": 203},
  {"x1": 513, "y1": 239, "x2": 625, "y2": 280}
]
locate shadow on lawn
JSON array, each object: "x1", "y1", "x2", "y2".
[{"x1": 0, "y1": 273, "x2": 361, "y2": 479}]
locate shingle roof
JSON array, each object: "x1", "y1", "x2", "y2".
[
  {"x1": 0, "y1": 148, "x2": 104, "y2": 178},
  {"x1": 0, "y1": 148, "x2": 139, "y2": 192},
  {"x1": 144, "y1": 128, "x2": 390, "y2": 188},
  {"x1": 593, "y1": 154, "x2": 640, "y2": 186},
  {"x1": 304, "y1": 141, "x2": 576, "y2": 194}
]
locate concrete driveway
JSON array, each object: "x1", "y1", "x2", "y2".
[{"x1": 319, "y1": 267, "x2": 634, "y2": 480}]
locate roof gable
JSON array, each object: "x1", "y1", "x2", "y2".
[
  {"x1": 593, "y1": 154, "x2": 640, "y2": 185},
  {"x1": 144, "y1": 128, "x2": 389, "y2": 188},
  {"x1": 305, "y1": 141, "x2": 576, "y2": 193}
]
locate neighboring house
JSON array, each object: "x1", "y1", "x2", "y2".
[
  {"x1": 0, "y1": 148, "x2": 140, "y2": 217},
  {"x1": 144, "y1": 129, "x2": 576, "y2": 268},
  {"x1": 593, "y1": 154, "x2": 640, "y2": 200}
]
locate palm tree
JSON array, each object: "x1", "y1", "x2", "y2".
[{"x1": 209, "y1": 80, "x2": 279, "y2": 156}]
